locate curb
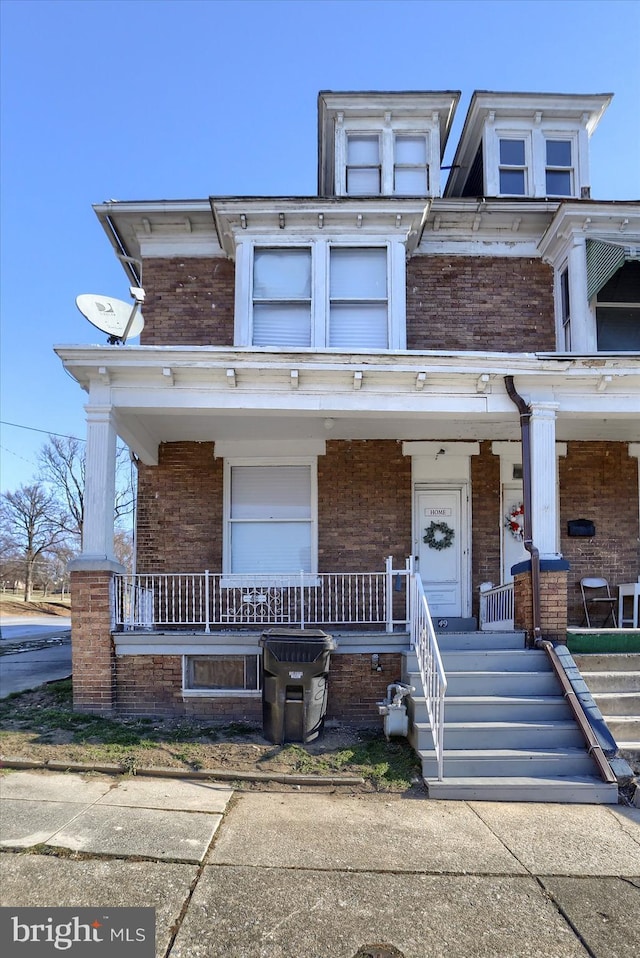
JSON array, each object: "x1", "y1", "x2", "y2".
[{"x1": 0, "y1": 756, "x2": 366, "y2": 787}]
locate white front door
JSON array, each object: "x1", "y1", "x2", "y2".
[{"x1": 416, "y1": 489, "x2": 464, "y2": 618}]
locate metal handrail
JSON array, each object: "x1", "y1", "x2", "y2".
[{"x1": 408, "y1": 571, "x2": 447, "y2": 780}]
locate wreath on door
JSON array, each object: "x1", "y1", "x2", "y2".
[
  {"x1": 423, "y1": 521, "x2": 455, "y2": 551},
  {"x1": 505, "y1": 502, "x2": 525, "y2": 541}
]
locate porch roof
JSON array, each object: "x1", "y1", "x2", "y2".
[{"x1": 55, "y1": 345, "x2": 640, "y2": 465}]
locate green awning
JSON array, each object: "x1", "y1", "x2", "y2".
[{"x1": 586, "y1": 239, "x2": 627, "y2": 301}]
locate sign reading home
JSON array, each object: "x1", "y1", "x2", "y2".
[
  {"x1": 0, "y1": 908, "x2": 155, "y2": 956},
  {"x1": 424, "y1": 507, "x2": 452, "y2": 517}
]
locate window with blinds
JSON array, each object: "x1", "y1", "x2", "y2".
[
  {"x1": 346, "y1": 134, "x2": 381, "y2": 195},
  {"x1": 250, "y1": 244, "x2": 389, "y2": 349},
  {"x1": 329, "y1": 248, "x2": 388, "y2": 348},
  {"x1": 229, "y1": 464, "x2": 313, "y2": 574},
  {"x1": 253, "y1": 248, "x2": 312, "y2": 346}
]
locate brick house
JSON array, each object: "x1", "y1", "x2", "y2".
[{"x1": 57, "y1": 89, "x2": 639, "y2": 734}]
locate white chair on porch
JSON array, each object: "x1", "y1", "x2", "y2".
[{"x1": 580, "y1": 577, "x2": 618, "y2": 628}]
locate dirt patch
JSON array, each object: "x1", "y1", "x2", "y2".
[
  {"x1": 0, "y1": 596, "x2": 70, "y2": 617},
  {"x1": 0, "y1": 680, "x2": 424, "y2": 794}
]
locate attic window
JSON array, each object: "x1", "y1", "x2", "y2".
[
  {"x1": 545, "y1": 139, "x2": 573, "y2": 196},
  {"x1": 498, "y1": 138, "x2": 527, "y2": 195},
  {"x1": 346, "y1": 135, "x2": 381, "y2": 195}
]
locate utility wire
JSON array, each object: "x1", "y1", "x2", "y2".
[{"x1": 0, "y1": 421, "x2": 85, "y2": 442}]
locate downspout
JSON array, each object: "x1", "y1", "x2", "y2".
[{"x1": 504, "y1": 376, "x2": 541, "y2": 648}]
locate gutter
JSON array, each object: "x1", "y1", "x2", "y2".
[{"x1": 504, "y1": 376, "x2": 541, "y2": 648}]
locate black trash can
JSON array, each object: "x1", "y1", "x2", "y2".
[{"x1": 260, "y1": 629, "x2": 336, "y2": 744}]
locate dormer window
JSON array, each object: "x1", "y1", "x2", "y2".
[
  {"x1": 498, "y1": 138, "x2": 528, "y2": 195},
  {"x1": 545, "y1": 139, "x2": 573, "y2": 196},
  {"x1": 346, "y1": 135, "x2": 381, "y2": 195},
  {"x1": 394, "y1": 135, "x2": 429, "y2": 195},
  {"x1": 343, "y1": 129, "x2": 431, "y2": 197},
  {"x1": 318, "y1": 91, "x2": 460, "y2": 199}
]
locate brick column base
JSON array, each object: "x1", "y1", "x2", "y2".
[
  {"x1": 70, "y1": 566, "x2": 119, "y2": 713},
  {"x1": 514, "y1": 564, "x2": 569, "y2": 645}
]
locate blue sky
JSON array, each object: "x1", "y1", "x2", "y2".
[{"x1": 1, "y1": 0, "x2": 639, "y2": 493}]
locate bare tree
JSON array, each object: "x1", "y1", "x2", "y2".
[
  {"x1": 39, "y1": 436, "x2": 135, "y2": 547},
  {"x1": 0, "y1": 484, "x2": 69, "y2": 601}
]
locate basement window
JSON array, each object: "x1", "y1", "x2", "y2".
[{"x1": 183, "y1": 655, "x2": 261, "y2": 696}]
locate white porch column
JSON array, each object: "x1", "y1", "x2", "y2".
[
  {"x1": 567, "y1": 236, "x2": 593, "y2": 352},
  {"x1": 81, "y1": 404, "x2": 118, "y2": 561},
  {"x1": 529, "y1": 402, "x2": 561, "y2": 560}
]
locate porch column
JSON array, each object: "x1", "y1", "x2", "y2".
[
  {"x1": 529, "y1": 402, "x2": 561, "y2": 560},
  {"x1": 68, "y1": 401, "x2": 122, "y2": 714},
  {"x1": 82, "y1": 404, "x2": 118, "y2": 561}
]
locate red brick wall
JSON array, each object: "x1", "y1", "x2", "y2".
[
  {"x1": 318, "y1": 440, "x2": 412, "y2": 571},
  {"x1": 70, "y1": 570, "x2": 116, "y2": 713},
  {"x1": 136, "y1": 439, "x2": 412, "y2": 575},
  {"x1": 514, "y1": 570, "x2": 568, "y2": 644},
  {"x1": 560, "y1": 442, "x2": 639, "y2": 626},
  {"x1": 406, "y1": 256, "x2": 555, "y2": 352},
  {"x1": 114, "y1": 654, "x2": 262, "y2": 721},
  {"x1": 140, "y1": 257, "x2": 235, "y2": 346},
  {"x1": 326, "y1": 653, "x2": 402, "y2": 725},
  {"x1": 136, "y1": 442, "x2": 222, "y2": 572},
  {"x1": 471, "y1": 442, "x2": 502, "y2": 615}
]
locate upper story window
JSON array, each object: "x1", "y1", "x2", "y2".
[
  {"x1": 498, "y1": 138, "x2": 528, "y2": 195},
  {"x1": 253, "y1": 248, "x2": 312, "y2": 346},
  {"x1": 343, "y1": 130, "x2": 431, "y2": 197},
  {"x1": 489, "y1": 127, "x2": 579, "y2": 198},
  {"x1": 595, "y1": 259, "x2": 640, "y2": 351},
  {"x1": 559, "y1": 267, "x2": 571, "y2": 350},
  {"x1": 394, "y1": 135, "x2": 429, "y2": 195},
  {"x1": 545, "y1": 139, "x2": 573, "y2": 196},
  {"x1": 329, "y1": 248, "x2": 388, "y2": 347},
  {"x1": 236, "y1": 237, "x2": 406, "y2": 351},
  {"x1": 346, "y1": 135, "x2": 381, "y2": 195}
]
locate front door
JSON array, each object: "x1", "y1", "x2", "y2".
[
  {"x1": 502, "y1": 483, "x2": 528, "y2": 583},
  {"x1": 416, "y1": 489, "x2": 464, "y2": 618}
]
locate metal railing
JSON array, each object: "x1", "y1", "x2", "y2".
[
  {"x1": 408, "y1": 569, "x2": 447, "y2": 781},
  {"x1": 479, "y1": 582, "x2": 514, "y2": 631},
  {"x1": 114, "y1": 565, "x2": 406, "y2": 632}
]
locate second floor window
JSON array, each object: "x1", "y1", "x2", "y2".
[
  {"x1": 253, "y1": 249, "x2": 312, "y2": 346},
  {"x1": 346, "y1": 135, "x2": 381, "y2": 195},
  {"x1": 249, "y1": 244, "x2": 390, "y2": 349}
]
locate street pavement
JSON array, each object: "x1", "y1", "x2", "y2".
[
  {"x1": 0, "y1": 616, "x2": 71, "y2": 697},
  {"x1": 1, "y1": 769, "x2": 639, "y2": 957}
]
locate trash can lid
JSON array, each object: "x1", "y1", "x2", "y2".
[{"x1": 260, "y1": 628, "x2": 336, "y2": 651}]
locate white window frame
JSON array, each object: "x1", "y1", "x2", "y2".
[
  {"x1": 234, "y1": 237, "x2": 407, "y2": 351},
  {"x1": 496, "y1": 133, "x2": 531, "y2": 197},
  {"x1": 182, "y1": 654, "x2": 261, "y2": 698},
  {"x1": 486, "y1": 123, "x2": 583, "y2": 198},
  {"x1": 345, "y1": 132, "x2": 382, "y2": 196},
  {"x1": 557, "y1": 262, "x2": 571, "y2": 351},
  {"x1": 335, "y1": 118, "x2": 437, "y2": 197},
  {"x1": 393, "y1": 133, "x2": 430, "y2": 195},
  {"x1": 543, "y1": 135, "x2": 575, "y2": 197},
  {"x1": 222, "y1": 456, "x2": 319, "y2": 580}
]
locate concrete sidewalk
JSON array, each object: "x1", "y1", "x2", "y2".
[{"x1": 1, "y1": 770, "x2": 639, "y2": 957}]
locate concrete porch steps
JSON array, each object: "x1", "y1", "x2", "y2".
[
  {"x1": 572, "y1": 652, "x2": 640, "y2": 752},
  {"x1": 402, "y1": 633, "x2": 618, "y2": 804}
]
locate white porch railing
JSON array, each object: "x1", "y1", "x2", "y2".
[
  {"x1": 408, "y1": 570, "x2": 447, "y2": 781},
  {"x1": 114, "y1": 561, "x2": 410, "y2": 632},
  {"x1": 479, "y1": 582, "x2": 514, "y2": 631}
]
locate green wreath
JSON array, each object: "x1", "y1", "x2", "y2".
[{"x1": 423, "y1": 521, "x2": 455, "y2": 551}]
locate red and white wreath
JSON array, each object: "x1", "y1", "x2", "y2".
[{"x1": 505, "y1": 502, "x2": 525, "y2": 541}]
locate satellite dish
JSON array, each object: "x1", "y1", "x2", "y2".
[{"x1": 76, "y1": 292, "x2": 145, "y2": 342}]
